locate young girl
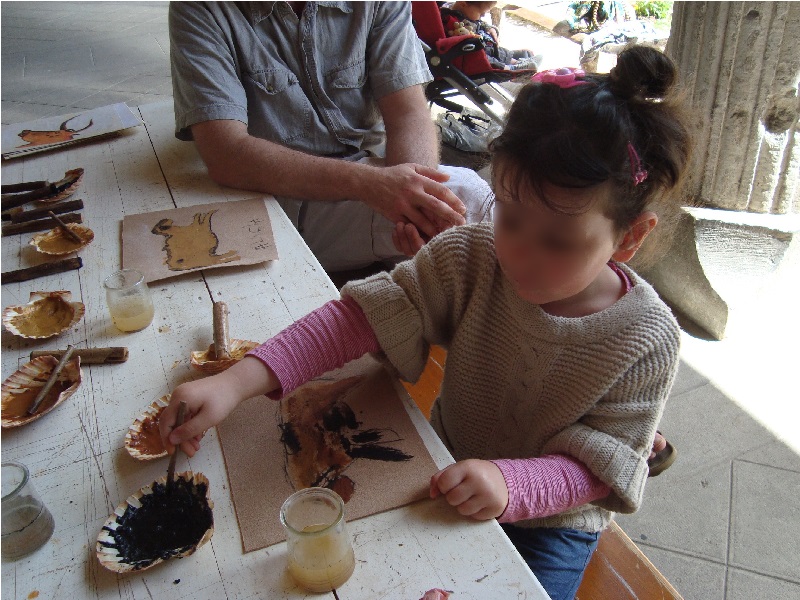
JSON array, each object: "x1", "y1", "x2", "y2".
[{"x1": 160, "y1": 46, "x2": 691, "y2": 600}]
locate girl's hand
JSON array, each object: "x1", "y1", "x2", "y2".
[
  {"x1": 392, "y1": 221, "x2": 427, "y2": 256},
  {"x1": 158, "y1": 356, "x2": 277, "y2": 457},
  {"x1": 430, "y1": 459, "x2": 509, "y2": 520},
  {"x1": 158, "y1": 373, "x2": 242, "y2": 458}
]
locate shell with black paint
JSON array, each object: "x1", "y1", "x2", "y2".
[{"x1": 96, "y1": 471, "x2": 214, "y2": 573}]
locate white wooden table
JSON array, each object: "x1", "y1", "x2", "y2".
[{"x1": 1, "y1": 101, "x2": 548, "y2": 600}]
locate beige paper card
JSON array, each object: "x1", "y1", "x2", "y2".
[
  {"x1": 122, "y1": 197, "x2": 277, "y2": 283},
  {"x1": 217, "y1": 360, "x2": 438, "y2": 552}
]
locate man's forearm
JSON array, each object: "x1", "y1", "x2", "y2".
[
  {"x1": 379, "y1": 85, "x2": 440, "y2": 170},
  {"x1": 190, "y1": 117, "x2": 466, "y2": 235},
  {"x1": 192, "y1": 120, "x2": 368, "y2": 203},
  {"x1": 383, "y1": 110, "x2": 440, "y2": 169}
]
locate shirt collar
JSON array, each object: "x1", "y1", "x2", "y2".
[{"x1": 246, "y1": 1, "x2": 352, "y2": 24}]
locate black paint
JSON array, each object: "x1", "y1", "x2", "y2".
[{"x1": 99, "y1": 477, "x2": 213, "y2": 570}]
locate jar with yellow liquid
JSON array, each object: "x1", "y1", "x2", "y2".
[
  {"x1": 103, "y1": 269, "x2": 155, "y2": 332},
  {"x1": 280, "y1": 488, "x2": 355, "y2": 593}
]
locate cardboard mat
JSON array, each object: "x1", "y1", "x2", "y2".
[
  {"x1": 217, "y1": 360, "x2": 439, "y2": 552},
  {"x1": 122, "y1": 197, "x2": 277, "y2": 283}
]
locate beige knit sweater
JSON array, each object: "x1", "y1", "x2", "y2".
[{"x1": 343, "y1": 223, "x2": 680, "y2": 532}]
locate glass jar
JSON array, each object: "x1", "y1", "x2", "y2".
[{"x1": 279, "y1": 487, "x2": 355, "y2": 592}]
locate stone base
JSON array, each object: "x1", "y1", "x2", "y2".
[{"x1": 638, "y1": 207, "x2": 799, "y2": 340}]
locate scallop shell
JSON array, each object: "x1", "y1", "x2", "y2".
[
  {"x1": 96, "y1": 471, "x2": 214, "y2": 573},
  {"x1": 125, "y1": 395, "x2": 170, "y2": 460},
  {"x1": 1, "y1": 355, "x2": 82, "y2": 428},
  {"x1": 30, "y1": 223, "x2": 94, "y2": 255},
  {"x1": 2, "y1": 291, "x2": 85, "y2": 339},
  {"x1": 190, "y1": 339, "x2": 259, "y2": 374},
  {"x1": 35, "y1": 168, "x2": 84, "y2": 204}
]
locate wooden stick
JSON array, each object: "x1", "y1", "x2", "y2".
[
  {"x1": 2, "y1": 257, "x2": 82, "y2": 284},
  {"x1": 48, "y1": 211, "x2": 83, "y2": 243},
  {"x1": 213, "y1": 301, "x2": 231, "y2": 360},
  {"x1": 1, "y1": 185, "x2": 54, "y2": 208},
  {"x1": 166, "y1": 401, "x2": 187, "y2": 492},
  {"x1": 28, "y1": 345, "x2": 76, "y2": 415},
  {"x1": 1, "y1": 171, "x2": 82, "y2": 209},
  {"x1": 1, "y1": 180, "x2": 47, "y2": 194},
  {"x1": 31, "y1": 347, "x2": 128, "y2": 364},
  {"x1": 2, "y1": 213, "x2": 82, "y2": 237},
  {"x1": 6, "y1": 199, "x2": 83, "y2": 223}
]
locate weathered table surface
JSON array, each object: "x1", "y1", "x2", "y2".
[{"x1": 1, "y1": 100, "x2": 548, "y2": 600}]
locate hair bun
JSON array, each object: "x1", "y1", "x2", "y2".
[{"x1": 609, "y1": 45, "x2": 677, "y2": 101}]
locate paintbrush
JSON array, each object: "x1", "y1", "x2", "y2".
[
  {"x1": 28, "y1": 345, "x2": 76, "y2": 415},
  {"x1": 48, "y1": 211, "x2": 83, "y2": 244}
]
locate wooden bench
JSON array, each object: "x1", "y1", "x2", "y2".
[{"x1": 404, "y1": 348, "x2": 683, "y2": 600}]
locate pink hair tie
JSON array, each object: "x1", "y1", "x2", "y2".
[
  {"x1": 530, "y1": 67, "x2": 590, "y2": 88},
  {"x1": 627, "y1": 141, "x2": 648, "y2": 185}
]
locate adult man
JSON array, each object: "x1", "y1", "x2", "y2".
[{"x1": 169, "y1": 1, "x2": 493, "y2": 271}]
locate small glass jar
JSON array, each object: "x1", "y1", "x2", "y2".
[
  {"x1": 103, "y1": 268, "x2": 154, "y2": 332},
  {"x1": 1, "y1": 462, "x2": 55, "y2": 560},
  {"x1": 279, "y1": 487, "x2": 355, "y2": 592}
]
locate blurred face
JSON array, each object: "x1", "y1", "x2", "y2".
[{"x1": 493, "y1": 178, "x2": 621, "y2": 307}]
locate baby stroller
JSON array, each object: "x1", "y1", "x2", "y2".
[{"x1": 411, "y1": 1, "x2": 538, "y2": 124}]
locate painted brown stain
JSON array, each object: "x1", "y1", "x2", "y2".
[
  {"x1": 16, "y1": 115, "x2": 93, "y2": 148},
  {"x1": 279, "y1": 377, "x2": 412, "y2": 502},
  {"x1": 2, "y1": 379, "x2": 69, "y2": 419},
  {"x1": 127, "y1": 416, "x2": 165, "y2": 456},
  {"x1": 151, "y1": 210, "x2": 240, "y2": 271}
]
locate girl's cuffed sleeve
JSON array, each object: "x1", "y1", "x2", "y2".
[
  {"x1": 491, "y1": 455, "x2": 611, "y2": 523},
  {"x1": 246, "y1": 297, "x2": 380, "y2": 399}
]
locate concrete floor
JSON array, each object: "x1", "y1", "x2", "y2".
[{"x1": 2, "y1": 3, "x2": 799, "y2": 599}]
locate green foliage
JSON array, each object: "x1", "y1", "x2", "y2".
[{"x1": 633, "y1": 0, "x2": 673, "y2": 20}]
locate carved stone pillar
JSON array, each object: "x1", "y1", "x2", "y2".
[
  {"x1": 667, "y1": 1, "x2": 799, "y2": 214},
  {"x1": 639, "y1": 2, "x2": 799, "y2": 339}
]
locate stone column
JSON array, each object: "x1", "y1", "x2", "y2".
[
  {"x1": 639, "y1": 2, "x2": 799, "y2": 339},
  {"x1": 667, "y1": 1, "x2": 799, "y2": 214}
]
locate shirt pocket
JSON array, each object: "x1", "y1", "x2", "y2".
[
  {"x1": 325, "y1": 59, "x2": 376, "y2": 129},
  {"x1": 243, "y1": 67, "x2": 311, "y2": 143}
]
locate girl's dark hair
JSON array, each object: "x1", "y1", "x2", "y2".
[{"x1": 490, "y1": 46, "x2": 692, "y2": 264}]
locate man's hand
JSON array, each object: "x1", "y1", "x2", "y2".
[
  {"x1": 430, "y1": 459, "x2": 509, "y2": 520},
  {"x1": 357, "y1": 163, "x2": 466, "y2": 241}
]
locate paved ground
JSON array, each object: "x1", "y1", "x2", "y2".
[{"x1": 2, "y1": 3, "x2": 799, "y2": 599}]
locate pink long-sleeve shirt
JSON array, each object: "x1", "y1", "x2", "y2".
[{"x1": 247, "y1": 296, "x2": 611, "y2": 522}]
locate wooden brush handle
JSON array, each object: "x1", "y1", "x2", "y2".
[
  {"x1": 2, "y1": 257, "x2": 82, "y2": 283},
  {"x1": 2, "y1": 212, "x2": 82, "y2": 236},
  {"x1": 6, "y1": 199, "x2": 84, "y2": 223},
  {"x1": 31, "y1": 347, "x2": 128, "y2": 364},
  {"x1": 213, "y1": 301, "x2": 231, "y2": 360}
]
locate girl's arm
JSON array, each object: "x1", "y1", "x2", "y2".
[
  {"x1": 491, "y1": 455, "x2": 611, "y2": 522},
  {"x1": 159, "y1": 297, "x2": 380, "y2": 456},
  {"x1": 246, "y1": 296, "x2": 380, "y2": 398},
  {"x1": 430, "y1": 455, "x2": 610, "y2": 522}
]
